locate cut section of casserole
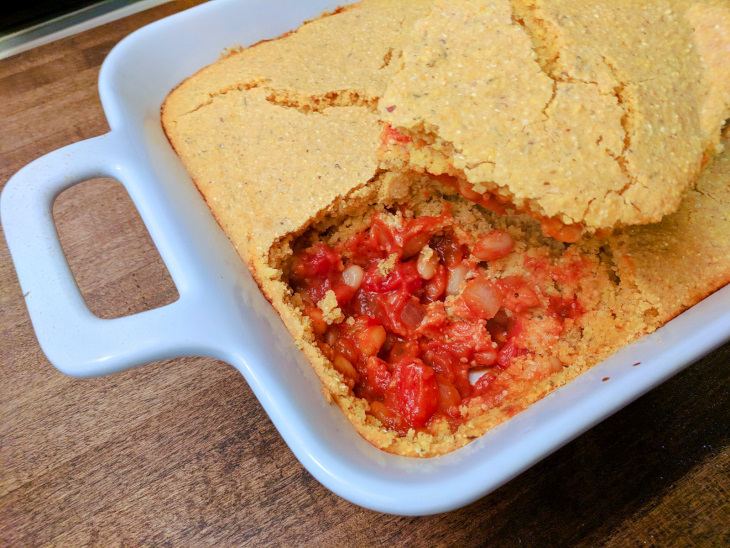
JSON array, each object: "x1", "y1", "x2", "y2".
[{"x1": 162, "y1": 0, "x2": 730, "y2": 456}]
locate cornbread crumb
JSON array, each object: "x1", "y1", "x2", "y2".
[
  {"x1": 317, "y1": 290, "x2": 344, "y2": 325},
  {"x1": 377, "y1": 253, "x2": 399, "y2": 277}
]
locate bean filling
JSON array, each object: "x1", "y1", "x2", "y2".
[{"x1": 289, "y1": 206, "x2": 584, "y2": 435}]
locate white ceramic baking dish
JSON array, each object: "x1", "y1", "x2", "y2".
[{"x1": 3, "y1": 0, "x2": 730, "y2": 515}]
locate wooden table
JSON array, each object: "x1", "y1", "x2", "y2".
[{"x1": 1, "y1": 2, "x2": 728, "y2": 545}]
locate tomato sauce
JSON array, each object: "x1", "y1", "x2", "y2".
[
  {"x1": 381, "y1": 123, "x2": 413, "y2": 144},
  {"x1": 289, "y1": 207, "x2": 585, "y2": 436}
]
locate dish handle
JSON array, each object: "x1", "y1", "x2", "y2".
[{"x1": 1, "y1": 132, "x2": 202, "y2": 377}]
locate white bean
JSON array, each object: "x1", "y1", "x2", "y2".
[
  {"x1": 461, "y1": 277, "x2": 503, "y2": 319},
  {"x1": 446, "y1": 264, "x2": 469, "y2": 296},
  {"x1": 417, "y1": 247, "x2": 439, "y2": 280},
  {"x1": 342, "y1": 264, "x2": 365, "y2": 289},
  {"x1": 472, "y1": 230, "x2": 515, "y2": 261}
]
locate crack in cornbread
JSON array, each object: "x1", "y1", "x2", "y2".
[
  {"x1": 162, "y1": 0, "x2": 730, "y2": 457},
  {"x1": 379, "y1": 0, "x2": 730, "y2": 236}
]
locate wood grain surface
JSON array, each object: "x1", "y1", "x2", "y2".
[{"x1": 1, "y1": 2, "x2": 728, "y2": 546}]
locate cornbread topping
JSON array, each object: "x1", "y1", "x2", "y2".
[{"x1": 379, "y1": 0, "x2": 730, "y2": 238}]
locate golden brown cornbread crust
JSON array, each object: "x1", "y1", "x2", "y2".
[
  {"x1": 379, "y1": 0, "x2": 730, "y2": 234},
  {"x1": 162, "y1": 0, "x2": 433, "y2": 267},
  {"x1": 162, "y1": 0, "x2": 730, "y2": 457}
]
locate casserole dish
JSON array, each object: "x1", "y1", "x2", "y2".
[{"x1": 2, "y1": 0, "x2": 729, "y2": 515}]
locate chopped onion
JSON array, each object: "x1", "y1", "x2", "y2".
[{"x1": 400, "y1": 299, "x2": 426, "y2": 328}]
